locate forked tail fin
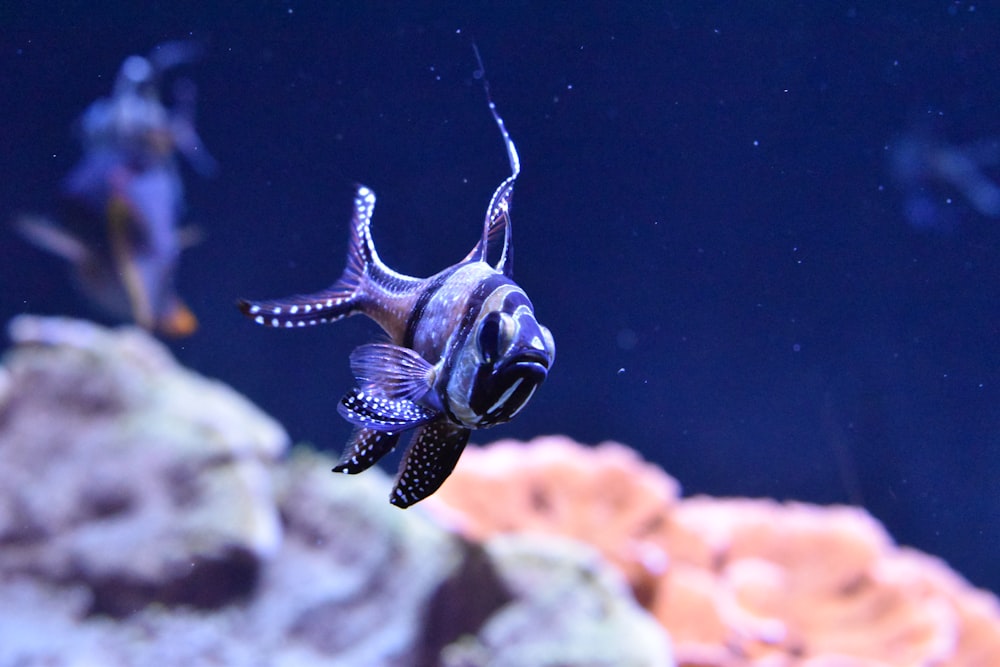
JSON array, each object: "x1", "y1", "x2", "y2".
[{"x1": 237, "y1": 185, "x2": 380, "y2": 328}]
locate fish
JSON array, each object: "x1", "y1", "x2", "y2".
[
  {"x1": 14, "y1": 41, "x2": 214, "y2": 337},
  {"x1": 238, "y1": 58, "x2": 555, "y2": 508}
]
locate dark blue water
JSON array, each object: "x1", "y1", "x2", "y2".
[{"x1": 3, "y1": 4, "x2": 998, "y2": 592}]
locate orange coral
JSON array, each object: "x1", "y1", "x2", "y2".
[
  {"x1": 426, "y1": 435, "x2": 679, "y2": 606},
  {"x1": 426, "y1": 436, "x2": 1000, "y2": 667},
  {"x1": 659, "y1": 499, "x2": 978, "y2": 666}
]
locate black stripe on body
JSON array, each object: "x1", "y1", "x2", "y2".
[
  {"x1": 444, "y1": 272, "x2": 515, "y2": 362},
  {"x1": 434, "y1": 273, "x2": 516, "y2": 424},
  {"x1": 402, "y1": 266, "x2": 460, "y2": 349}
]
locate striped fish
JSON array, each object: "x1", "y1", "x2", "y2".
[
  {"x1": 16, "y1": 42, "x2": 214, "y2": 338},
  {"x1": 238, "y1": 67, "x2": 555, "y2": 508}
]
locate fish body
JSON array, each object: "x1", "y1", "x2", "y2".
[
  {"x1": 239, "y1": 76, "x2": 554, "y2": 508},
  {"x1": 15, "y1": 41, "x2": 213, "y2": 337}
]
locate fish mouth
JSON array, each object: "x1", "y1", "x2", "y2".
[
  {"x1": 509, "y1": 349, "x2": 552, "y2": 371},
  {"x1": 471, "y1": 350, "x2": 551, "y2": 427},
  {"x1": 503, "y1": 354, "x2": 550, "y2": 385},
  {"x1": 479, "y1": 362, "x2": 547, "y2": 425}
]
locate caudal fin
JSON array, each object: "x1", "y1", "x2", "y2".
[{"x1": 237, "y1": 185, "x2": 379, "y2": 328}]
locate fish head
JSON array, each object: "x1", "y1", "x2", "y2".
[{"x1": 459, "y1": 288, "x2": 555, "y2": 428}]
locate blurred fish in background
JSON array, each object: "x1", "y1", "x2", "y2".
[
  {"x1": 889, "y1": 121, "x2": 1000, "y2": 234},
  {"x1": 14, "y1": 41, "x2": 215, "y2": 337}
]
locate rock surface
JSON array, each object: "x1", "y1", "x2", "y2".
[
  {"x1": 0, "y1": 315, "x2": 287, "y2": 616},
  {"x1": 441, "y1": 534, "x2": 673, "y2": 667},
  {"x1": 0, "y1": 316, "x2": 673, "y2": 667}
]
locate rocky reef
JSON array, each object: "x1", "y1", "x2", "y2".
[
  {"x1": 3, "y1": 315, "x2": 999, "y2": 667},
  {"x1": 0, "y1": 316, "x2": 670, "y2": 667}
]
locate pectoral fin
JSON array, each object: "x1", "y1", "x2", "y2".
[
  {"x1": 349, "y1": 343, "x2": 435, "y2": 400},
  {"x1": 176, "y1": 224, "x2": 204, "y2": 249}
]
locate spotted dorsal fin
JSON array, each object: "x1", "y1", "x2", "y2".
[{"x1": 463, "y1": 45, "x2": 520, "y2": 278}]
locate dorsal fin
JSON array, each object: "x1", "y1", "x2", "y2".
[{"x1": 463, "y1": 44, "x2": 520, "y2": 277}]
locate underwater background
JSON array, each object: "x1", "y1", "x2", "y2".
[{"x1": 2, "y1": 1, "x2": 998, "y2": 599}]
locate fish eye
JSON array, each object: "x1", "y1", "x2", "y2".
[{"x1": 477, "y1": 311, "x2": 515, "y2": 364}]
